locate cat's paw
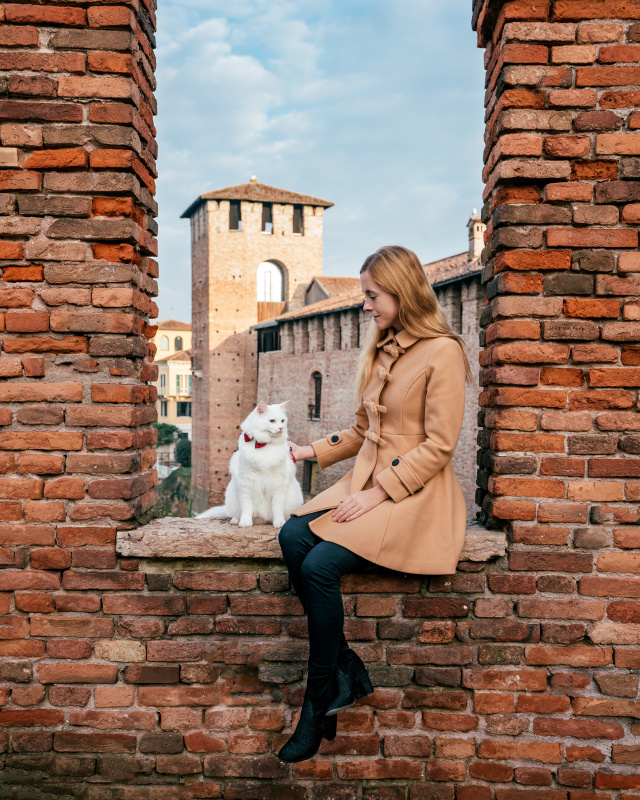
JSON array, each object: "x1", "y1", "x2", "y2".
[
  {"x1": 230, "y1": 516, "x2": 240, "y2": 525},
  {"x1": 238, "y1": 516, "x2": 253, "y2": 528},
  {"x1": 272, "y1": 516, "x2": 286, "y2": 529}
]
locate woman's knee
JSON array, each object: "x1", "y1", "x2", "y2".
[
  {"x1": 300, "y1": 543, "x2": 337, "y2": 586},
  {"x1": 278, "y1": 516, "x2": 305, "y2": 554}
]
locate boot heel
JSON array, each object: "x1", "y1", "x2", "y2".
[
  {"x1": 322, "y1": 715, "x2": 337, "y2": 741},
  {"x1": 354, "y1": 673, "x2": 374, "y2": 700}
]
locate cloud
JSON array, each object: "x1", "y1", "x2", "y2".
[{"x1": 154, "y1": 0, "x2": 485, "y2": 321}]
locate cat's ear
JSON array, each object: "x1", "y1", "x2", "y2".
[
  {"x1": 279, "y1": 400, "x2": 290, "y2": 409},
  {"x1": 256, "y1": 401, "x2": 268, "y2": 415}
]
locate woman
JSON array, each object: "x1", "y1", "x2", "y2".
[{"x1": 277, "y1": 244, "x2": 472, "y2": 763}]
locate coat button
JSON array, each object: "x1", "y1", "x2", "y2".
[
  {"x1": 331, "y1": 435, "x2": 339, "y2": 443},
  {"x1": 392, "y1": 458, "x2": 399, "y2": 466}
]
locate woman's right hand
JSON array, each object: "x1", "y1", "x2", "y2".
[{"x1": 288, "y1": 442, "x2": 315, "y2": 462}]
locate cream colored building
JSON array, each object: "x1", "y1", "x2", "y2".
[{"x1": 152, "y1": 319, "x2": 193, "y2": 438}]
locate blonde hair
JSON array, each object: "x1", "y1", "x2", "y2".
[{"x1": 354, "y1": 245, "x2": 473, "y2": 402}]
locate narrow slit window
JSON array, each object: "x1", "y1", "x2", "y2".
[
  {"x1": 262, "y1": 203, "x2": 273, "y2": 233},
  {"x1": 293, "y1": 204, "x2": 304, "y2": 234},
  {"x1": 229, "y1": 201, "x2": 241, "y2": 231},
  {"x1": 309, "y1": 371, "x2": 321, "y2": 420}
]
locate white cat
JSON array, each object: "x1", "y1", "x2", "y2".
[{"x1": 195, "y1": 400, "x2": 304, "y2": 528}]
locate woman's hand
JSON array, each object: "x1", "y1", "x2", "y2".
[
  {"x1": 288, "y1": 442, "x2": 315, "y2": 462},
  {"x1": 332, "y1": 484, "x2": 389, "y2": 523}
]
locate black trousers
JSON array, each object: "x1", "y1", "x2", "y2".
[{"x1": 278, "y1": 510, "x2": 371, "y2": 678}]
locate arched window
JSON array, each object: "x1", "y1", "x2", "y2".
[
  {"x1": 159, "y1": 335, "x2": 169, "y2": 350},
  {"x1": 309, "y1": 371, "x2": 322, "y2": 420},
  {"x1": 256, "y1": 261, "x2": 284, "y2": 302},
  {"x1": 175, "y1": 335, "x2": 183, "y2": 351}
]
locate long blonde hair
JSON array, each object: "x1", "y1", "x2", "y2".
[{"x1": 355, "y1": 245, "x2": 473, "y2": 402}]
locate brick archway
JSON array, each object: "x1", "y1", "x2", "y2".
[{"x1": 0, "y1": 0, "x2": 639, "y2": 795}]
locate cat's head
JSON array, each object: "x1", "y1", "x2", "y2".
[{"x1": 242, "y1": 400, "x2": 290, "y2": 441}]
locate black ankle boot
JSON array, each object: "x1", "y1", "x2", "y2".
[
  {"x1": 325, "y1": 649, "x2": 373, "y2": 716},
  {"x1": 277, "y1": 674, "x2": 337, "y2": 763}
]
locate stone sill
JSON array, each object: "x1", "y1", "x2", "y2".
[{"x1": 117, "y1": 518, "x2": 507, "y2": 566}]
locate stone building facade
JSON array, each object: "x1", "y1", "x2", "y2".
[
  {"x1": 181, "y1": 179, "x2": 333, "y2": 511},
  {"x1": 1, "y1": 1, "x2": 640, "y2": 796},
  {"x1": 255, "y1": 216, "x2": 485, "y2": 518},
  {"x1": 151, "y1": 318, "x2": 192, "y2": 436}
]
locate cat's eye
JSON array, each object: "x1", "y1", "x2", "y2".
[{"x1": 269, "y1": 419, "x2": 275, "y2": 423}]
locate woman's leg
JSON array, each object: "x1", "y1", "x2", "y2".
[
  {"x1": 278, "y1": 512, "x2": 353, "y2": 657},
  {"x1": 300, "y1": 540, "x2": 370, "y2": 677},
  {"x1": 278, "y1": 511, "x2": 326, "y2": 609}
]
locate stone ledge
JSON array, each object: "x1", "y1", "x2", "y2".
[{"x1": 117, "y1": 518, "x2": 507, "y2": 564}]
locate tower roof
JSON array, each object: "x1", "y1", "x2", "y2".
[{"x1": 180, "y1": 179, "x2": 334, "y2": 218}]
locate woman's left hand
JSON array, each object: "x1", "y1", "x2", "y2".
[{"x1": 332, "y1": 484, "x2": 389, "y2": 523}]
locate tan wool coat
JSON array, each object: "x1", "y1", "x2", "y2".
[{"x1": 291, "y1": 329, "x2": 468, "y2": 575}]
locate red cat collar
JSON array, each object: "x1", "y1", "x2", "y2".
[
  {"x1": 244, "y1": 433, "x2": 296, "y2": 462},
  {"x1": 244, "y1": 433, "x2": 267, "y2": 448}
]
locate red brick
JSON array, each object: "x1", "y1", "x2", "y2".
[
  {"x1": 0, "y1": 709, "x2": 63, "y2": 727},
  {"x1": 470, "y1": 762, "x2": 514, "y2": 782},
  {"x1": 173, "y1": 571, "x2": 257, "y2": 591},
  {"x1": 422, "y1": 713, "x2": 478, "y2": 732},
  {"x1": 565, "y1": 745, "x2": 605, "y2": 763},
  {"x1": 478, "y1": 740, "x2": 563, "y2": 763},
  {"x1": 138, "y1": 687, "x2": 220, "y2": 707},
  {"x1": 474, "y1": 692, "x2": 514, "y2": 713},
  {"x1": 24, "y1": 149, "x2": 87, "y2": 169},
  {"x1": 47, "y1": 640, "x2": 91, "y2": 659},
  {"x1": 336, "y1": 759, "x2": 422, "y2": 780},
  {"x1": 525, "y1": 645, "x2": 612, "y2": 666},
  {"x1": 515, "y1": 767, "x2": 553, "y2": 786},
  {"x1": 534, "y1": 718, "x2": 624, "y2": 740},
  {"x1": 54, "y1": 731, "x2": 136, "y2": 753},
  {"x1": 30, "y1": 548, "x2": 71, "y2": 570},
  {"x1": 516, "y1": 694, "x2": 571, "y2": 713},
  {"x1": 12, "y1": 731, "x2": 52, "y2": 751},
  {"x1": 463, "y1": 670, "x2": 547, "y2": 691},
  {"x1": 184, "y1": 732, "x2": 226, "y2": 753},
  {"x1": 102, "y1": 594, "x2": 185, "y2": 615},
  {"x1": 4, "y1": 4, "x2": 86, "y2": 26},
  {"x1": 31, "y1": 616, "x2": 112, "y2": 638}
]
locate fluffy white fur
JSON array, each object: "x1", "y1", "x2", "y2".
[{"x1": 195, "y1": 400, "x2": 303, "y2": 527}]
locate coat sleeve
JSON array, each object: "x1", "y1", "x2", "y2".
[
  {"x1": 376, "y1": 338, "x2": 466, "y2": 503},
  {"x1": 310, "y1": 399, "x2": 368, "y2": 469}
]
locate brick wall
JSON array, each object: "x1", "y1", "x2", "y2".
[{"x1": 1, "y1": 0, "x2": 640, "y2": 796}]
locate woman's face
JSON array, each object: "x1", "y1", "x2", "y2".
[{"x1": 361, "y1": 270, "x2": 402, "y2": 331}]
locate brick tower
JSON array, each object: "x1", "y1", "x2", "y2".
[{"x1": 181, "y1": 178, "x2": 333, "y2": 510}]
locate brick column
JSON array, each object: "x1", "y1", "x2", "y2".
[
  {"x1": 0, "y1": 3, "x2": 158, "y2": 531},
  {"x1": 475, "y1": 0, "x2": 640, "y2": 670}
]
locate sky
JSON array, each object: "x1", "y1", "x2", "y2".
[{"x1": 154, "y1": 0, "x2": 486, "y2": 323}]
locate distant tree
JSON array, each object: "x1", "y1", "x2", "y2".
[
  {"x1": 176, "y1": 438, "x2": 191, "y2": 467},
  {"x1": 154, "y1": 422, "x2": 180, "y2": 446}
]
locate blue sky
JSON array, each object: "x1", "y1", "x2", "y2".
[{"x1": 154, "y1": 0, "x2": 485, "y2": 323}]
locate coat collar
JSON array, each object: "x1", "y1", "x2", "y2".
[{"x1": 376, "y1": 328, "x2": 420, "y2": 350}]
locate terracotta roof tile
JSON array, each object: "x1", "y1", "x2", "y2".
[
  {"x1": 155, "y1": 320, "x2": 192, "y2": 331},
  {"x1": 424, "y1": 253, "x2": 483, "y2": 285},
  {"x1": 275, "y1": 287, "x2": 364, "y2": 322},
  {"x1": 181, "y1": 181, "x2": 333, "y2": 218},
  {"x1": 155, "y1": 348, "x2": 192, "y2": 363},
  {"x1": 311, "y1": 276, "x2": 361, "y2": 296}
]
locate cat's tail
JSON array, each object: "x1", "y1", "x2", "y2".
[{"x1": 194, "y1": 505, "x2": 230, "y2": 519}]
